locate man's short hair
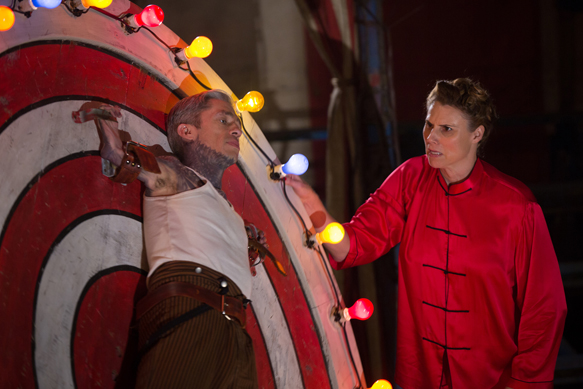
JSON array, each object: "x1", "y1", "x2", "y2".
[{"x1": 166, "y1": 90, "x2": 233, "y2": 159}]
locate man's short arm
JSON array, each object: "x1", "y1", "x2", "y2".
[{"x1": 82, "y1": 105, "x2": 203, "y2": 196}]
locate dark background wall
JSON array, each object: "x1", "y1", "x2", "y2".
[
  {"x1": 307, "y1": 0, "x2": 583, "y2": 385},
  {"x1": 377, "y1": 0, "x2": 583, "y2": 385}
]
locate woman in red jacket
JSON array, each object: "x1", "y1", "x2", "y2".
[{"x1": 287, "y1": 78, "x2": 567, "y2": 389}]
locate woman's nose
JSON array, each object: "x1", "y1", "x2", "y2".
[{"x1": 425, "y1": 129, "x2": 437, "y2": 143}]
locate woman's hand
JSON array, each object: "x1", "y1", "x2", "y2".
[
  {"x1": 285, "y1": 175, "x2": 350, "y2": 261},
  {"x1": 284, "y1": 174, "x2": 324, "y2": 216}
]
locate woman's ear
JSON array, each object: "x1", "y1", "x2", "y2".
[
  {"x1": 472, "y1": 125, "x2": 484, "y2": 144},
  {"x1": 177, "y1": 124, "x2": 197, "y2": 141}
]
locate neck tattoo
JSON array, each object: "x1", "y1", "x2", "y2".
[{"x1": 181, "y1": 138, "x2": 235, "y2": 196}]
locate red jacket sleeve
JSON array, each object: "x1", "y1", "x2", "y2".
[
  {"x1": 329, "y1": 160, "x2": 420, "y2": 270},
  {"x1": 506, "y1": 203, "x2": 567, "y2": 388}
]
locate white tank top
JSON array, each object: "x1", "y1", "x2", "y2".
[{"x1": 143, "y1": 179, "x2": 251, "y2": 298}]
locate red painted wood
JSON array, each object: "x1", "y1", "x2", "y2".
[
  {"x1": 0, "y1": 157, "x2": 142, "y2": 388},
  {"x1": 74, "y1": 270, "x2": 147, "y2": 389},
  {"x1": 224, "y1": 168, "x2": 332, "y2": 388},
  {"x1": 246, "y1": 308, "x2": 276, "y2": 389},
  {"x1": 0, "y1": 44, "x2": 177, "y2": 130}
]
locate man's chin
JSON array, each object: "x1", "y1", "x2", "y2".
[{"x1": 221, "y1": 154, "x2": 237, "y2": 168}]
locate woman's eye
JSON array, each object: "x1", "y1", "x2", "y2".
[{"x1": 220, "y1": 119, "x2": 227, "y2": 124}]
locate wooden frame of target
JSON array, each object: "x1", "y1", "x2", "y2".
[{"x1": 0, "y1": 1, "x2": 365, "y2": 388}]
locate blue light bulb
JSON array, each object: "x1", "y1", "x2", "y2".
[
  {"x1": 281, "y1": 154, "x2": 309, "y2": 176},
  {"x1": 31, "y1": 0, "x2": 61, "y2": 9}
]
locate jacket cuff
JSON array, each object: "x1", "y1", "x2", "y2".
[{"x1": 327, "y1": 224, "x2": 357, "y2": 270}]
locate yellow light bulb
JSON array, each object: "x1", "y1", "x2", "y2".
[
  {"x1": 0, "y1": 6, "x2": 15, "y2": 31},
  {"x1": 81, "y1": 0, "x2": 113, "y2": 8},
  {"x1": 370, "y1": 379, "x2": 393, "y2": 389},
  {"x1": 316, "y1": 222, "x2": 345, "y2": 245},
  {"x1": 184, "y1": 36, "x2": 213, "y2": 59},
  {"x1": 236, "y1": 91, "x2": 265, "y2": 113}
]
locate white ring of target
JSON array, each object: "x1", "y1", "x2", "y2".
[{"x1": 35, "y1": 214, "x2": 144, "y2": 388}]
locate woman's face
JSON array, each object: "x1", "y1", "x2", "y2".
[{"x1": 423, "y1": 102, "x2": 483, "y2": 182}]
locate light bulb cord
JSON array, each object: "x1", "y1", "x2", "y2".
[
  {"x1": 237, "y1": 121, "x2": 362, "y2": 387},
  {"x1": 281, "y1": 179, "x2": 363, "y2": 389},
  {"x1": 30, "y1": 2, "x2": 213, "y2": 91},
  {"x1": 238, "y1": 113, "x2": 275, "y2": 168},
  {"x1": 62, "y1": 0, "x2": 89, "y2": 15},
  {"x1": 9, "y1": 0, "x2": 37, "y2": 14}
]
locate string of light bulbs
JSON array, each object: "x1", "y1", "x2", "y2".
[
  {"x1": 2, "y1": 1, "x2": 214, "y2": 93},
  {"x1": 282, "y1": 178, "x2": 365, "y2": 389}
]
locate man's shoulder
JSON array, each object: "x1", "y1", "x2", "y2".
[
  {"x1": 158, "y1": 155, "x2": 199, "y2": 177},
  {"x1": 157, "y1": 154, "x2": 181, "y2": 164},
  {"x1": 144, "y1": 155, "x2": 206, "y2": 197}
]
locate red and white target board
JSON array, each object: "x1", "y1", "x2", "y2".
[{"x1": 0, "y1": 1, "x2": 365, "y2": 388}]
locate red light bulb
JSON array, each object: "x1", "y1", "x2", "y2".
[
  {"x1": 345, "y1": 298, "x2": 374, "y2": 321},
  {"x1": 134, "y1": 5, "x2": 164, "y2": 27}
]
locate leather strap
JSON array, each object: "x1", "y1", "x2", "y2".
[
  {"x1": 139, "y1": 304, "x2": 212, "y2": 358},
  {"x1": 248, "y1": 238, "x2": 287, "y2": 276},
  {"x1": 129, "y1": 143, "x2": 161, "y2": 174},
  {"x1": 136, "y1": 282, "x2": 246, "y2": 328},
  {"x1": 110, "y1": 141, "x2": 161, "y2": 184},
  {"x1": 111, "y1": 149, "x2": 141, "y2": 183}
]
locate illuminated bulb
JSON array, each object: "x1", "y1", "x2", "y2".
[
  {"x1": 174, "y1": 36, "x2": 213, "y2": 63},
  {"x1": 370, "y1": 379, "x2": 392, "y2": 389},
  {"x1": 271, "y1": 154, "x2": 308, "y2": 180},
  {"x1": 316, "y1": 222, "x2": 345, "y2": 245},
  {"x1": 31, "y1": 0, "x2": 61, "y2": 9},
  {"x1": 236, "y1": 91, "x2": 264, "y2": 113},
  {"x1": 0, "y1": 6, "x2": 15, "y2": 31},
  {"x1": 344, "y1": 298, "x2": 374, "y2": 321},
  {"x1": 130, "y1": 5, "x2": 164, "y2": 28},
  {"x1": 185, "y1": 36, "x2": 213, "y2": 59},
  {"x1": 282, "y1": 154, "x2": 308, "y2": 175},
  {"x1": 80, "y1": 0, "x2": 113, "y2": 9}
]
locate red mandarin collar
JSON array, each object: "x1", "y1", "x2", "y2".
[{"x1": 436, "y1": 158, "x2": 484, "y2": 196}]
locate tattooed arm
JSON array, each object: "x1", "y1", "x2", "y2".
[
  {"x1": 141, "y1": 155, "x2": 205, "y2": 197},
  {"x1": 91, "y1": 105, "x2": 204, "y2": 197}
]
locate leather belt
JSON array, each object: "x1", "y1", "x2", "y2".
[{"x1": 136, "y1": 282, "x2": 246, "y2": 328}]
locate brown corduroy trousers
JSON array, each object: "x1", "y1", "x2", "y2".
[{"x1": 135, "y1": 261, "x2": 258, "y2": 389}]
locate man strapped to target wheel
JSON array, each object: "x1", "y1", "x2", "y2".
[{"x1": 75, "y1": 90, "x2": 259, "y2": 389}]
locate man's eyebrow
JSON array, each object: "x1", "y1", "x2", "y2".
[{"x1": 216, "y1": 110, "x2": 236, "y2": 118}]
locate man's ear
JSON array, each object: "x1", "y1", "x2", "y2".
[
  {"x1": 472, "y1": 125, "x2": 484, "y2": 144},
  {"x1": 177, "y1": 124, "x2": 198, "y2": 141}
]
